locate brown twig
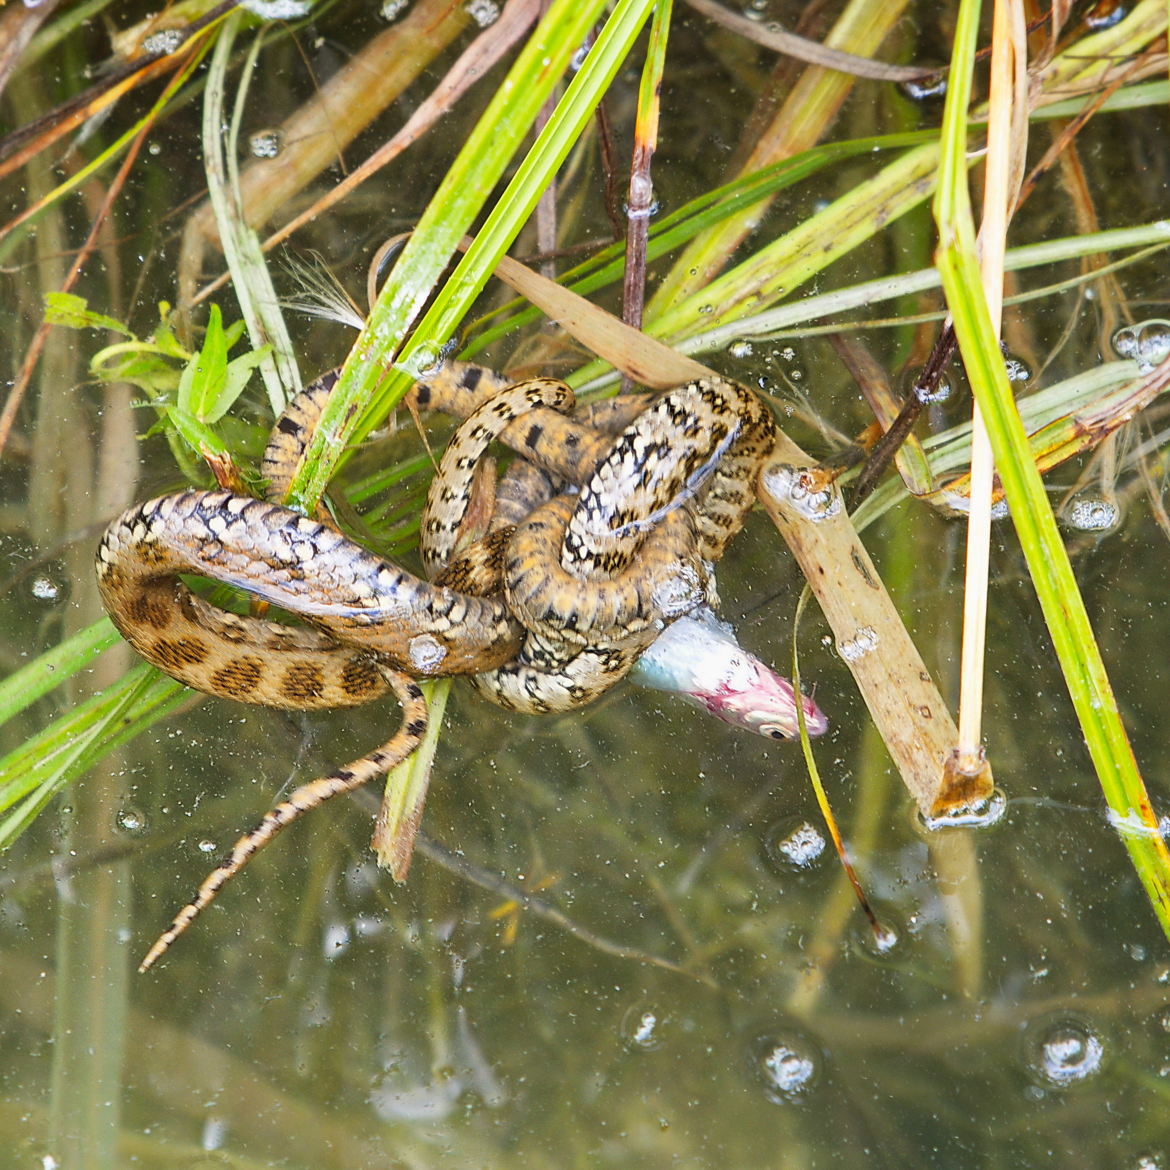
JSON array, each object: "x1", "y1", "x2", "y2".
[
  {"x1": 683, "y1": 0, "x2": 943, "y2": 82},
  {"x1": 0, "y1": 1, "x2": 235, "y2": 178},
  {"x1": 620, "y1": 1, "x2": 669, "y2": 334}
]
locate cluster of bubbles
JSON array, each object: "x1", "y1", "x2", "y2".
[
  {"x1": 30, "y1": 574, "x2": 62, "y2": 603},
  {"x1": 1112, "y1": 320, "x2": 1170, "y2": 374},
  {"x1": 760, "y1": 463, "x2": 841, "y2": 522},
  {"x1": 914, "y1": 370, "x2": 952, "y2": 404},
  {"x1": 141, "y1": 29, "x2": 185, "y2": 56},
  {"x1": 249, "y1": 130, "x2": 284, "y2": 159},
  {"x1": 762, "y1": 818, "x2": 827, "y2": 873},
  {"x1": 749, "y1": 1031, "x2": 821, "y2": 1103},
  {"x1": 1004, "y1": 354, "x2": 1032, "y2": 383},
  {"x1": 920, "y1": 786, "x2": 1007, "y2": 831},
  {"x1": 1063, "y1": 494, "x2": 1122, "y2": 534},
  {"x1": 837, "y1": 625, "x2": 878, "y2": 664},
  {"x1": 464, "y1": 0, "x2": 500, "y2": 28},
  {"x1": 240, "y1": 0, "x2": 310, "y2": 18}
]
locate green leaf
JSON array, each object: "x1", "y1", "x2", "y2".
[
  {"x1": 91, "y1": 343, "x2": 184, "y2": 395},
  {"x1": 44, "y1": 292, "x2": 133, "y2": 336},
  {"x1": 159, "y1": 404, "x2": 234, "y2": 460},
  {"x1": 177, "y1": 304, "x2": 230, "y2": 420},
  {"x1": 175, "y1": 305, "x2": 268, "y2": 425},
  {"x1": 219, "y1": 345, "x2": 272, "y2": 417}
]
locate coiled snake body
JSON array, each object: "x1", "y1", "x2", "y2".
[{"x1": 96, "y1": 362, "x2": 776, "y2": 968}]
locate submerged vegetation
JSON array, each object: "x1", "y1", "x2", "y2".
[{"x1": 2, "y1": 0, "x2": 1170, "y2": 1165}]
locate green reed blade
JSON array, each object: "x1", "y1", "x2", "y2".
[
  {"x1": 0, "y1": 665, "x2": 186, "y2": 851},
  {"x1": 284, "y1": 0, "x2": 654, "y2": 513},
  {"x1": 935, "y1": 0, "x2": 1170, "y2": 938},
  {"x1": 0, "y1": 620, "x2": 121, "y2": 729}
]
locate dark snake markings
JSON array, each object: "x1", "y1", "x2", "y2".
[{"x1": 96, "y1": 363, "x2": 777, "y2": 969}]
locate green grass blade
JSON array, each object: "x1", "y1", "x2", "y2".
[
  {"x1": 569, "y1": 140, "x2": 943, "y2": 387},
  {"x1": 934, "y1": 0, "x2": 1170, "y2": 937},
  {"x1": 203, "y1": 14, "x2": 297, "y2": 413},
  {"x1": 284, "y1": 0, "x2": 655, "y2": 513},
  {"x1": 462, "y1": 129, "x2": 941, "y2": 355},
  {"x1": 0, "y1": 665, "x2": 186, "y2": 851},
  {"x1": 0, "y1": 619, "x2": 121, "y2": 728}
]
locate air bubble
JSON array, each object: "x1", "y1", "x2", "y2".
[
  {"x1": 626, "y1": 173, "x2": 654, "y2": 208},
  {"x1": 621, "y1": 1000, "x2": 668, "y2": 1051},
  {"x1": 837, "y1": 626, "x2": 878, "y2": 663},
  {"x1": 852, "y1": 913, "x2": 901, "y2": 958},
  {"x1": 749, "y1": 1031, "x2": 821, "y2": 1103},
  {"x1": 900, "y1": 71, "x2": 948, "y2": 101},
  {"x1": 762, "y1": 818, "x2": 826, "y2": 873},
  {"x1": 1112, "y1": 319, "x2": 1170, "y2": 373},
  {"x1": 323, "y1": 920, "x2": 351, "y2": 958},
  {"x1": 939, "y1": 491, "x2": 1010, "y2": 520},
  {"x1": 760, "y1": 464, "x2": 842, "y2": 522},
  {"x1": 400, "y1": 343, "x2": 443, "y2": 379},
  {"x1": 240, "y1": 0, "x2": 310, "y2": 17},
  {"x1": 201, "y1": 1114, "x2": 227, "y2": 1152},
  {"x1": 31, "y1": 575, "x2": 61, "y2": 602},
  {"x1": 408, "y1": 633, "x2": 446, "y2": 673},
  {"x1": 381, "y1": 0, "x2": 409, "y2": 18},
  {"x1": 1025, "y1": 1016, "x2": 1105, "y2": 1086},
  {"x1": 920, "y1": 787, "x2": 1007, "y2": 831},
  {"x1": 1064, "y1": 495, "x2": 1121, "y2": 533},
  {"x1": 913, "y1": 371, "x2": 952, "y2": 403},
  {"x1": 142, "y1": 28, "x2": 184, "y2": 54},
  {"x1": 114, "y1": 806, "x2": 148, "y2": 836},
  {"x1": 248, "y1": 129, "x2": 283, "y2": 159},
  {"x1": 728, "y1": 341, "x2": 754, "y2": 359},
  {"x1": 198, "y1": 839, "x2": 218, "y2": 854},
  {"x1": 464, "y1": 0, "x2": 499, "y2": 26},
  {"x1": 1086, "y1": 3, "x2": 1128, "y2": 30}
]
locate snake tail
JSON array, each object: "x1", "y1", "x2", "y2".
[{"x1": 138, "y1": 669, "x2": 428, "y2": 971}]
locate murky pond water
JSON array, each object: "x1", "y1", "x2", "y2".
[{"x1": 3, "y1": 2, "x2": 1170, "y2": 1167}]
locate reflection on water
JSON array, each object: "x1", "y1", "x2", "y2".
[{"x1": 6, "y1": 540, "x2": 1170, "y2": 1167}]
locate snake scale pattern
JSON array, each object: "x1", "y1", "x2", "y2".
[{"x1": 96, "y1": 361, "x2": 776, "y2": 969}]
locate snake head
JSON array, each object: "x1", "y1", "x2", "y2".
[{"x1": 629, "y1": 606, "x2": 828, "y2": 740}]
